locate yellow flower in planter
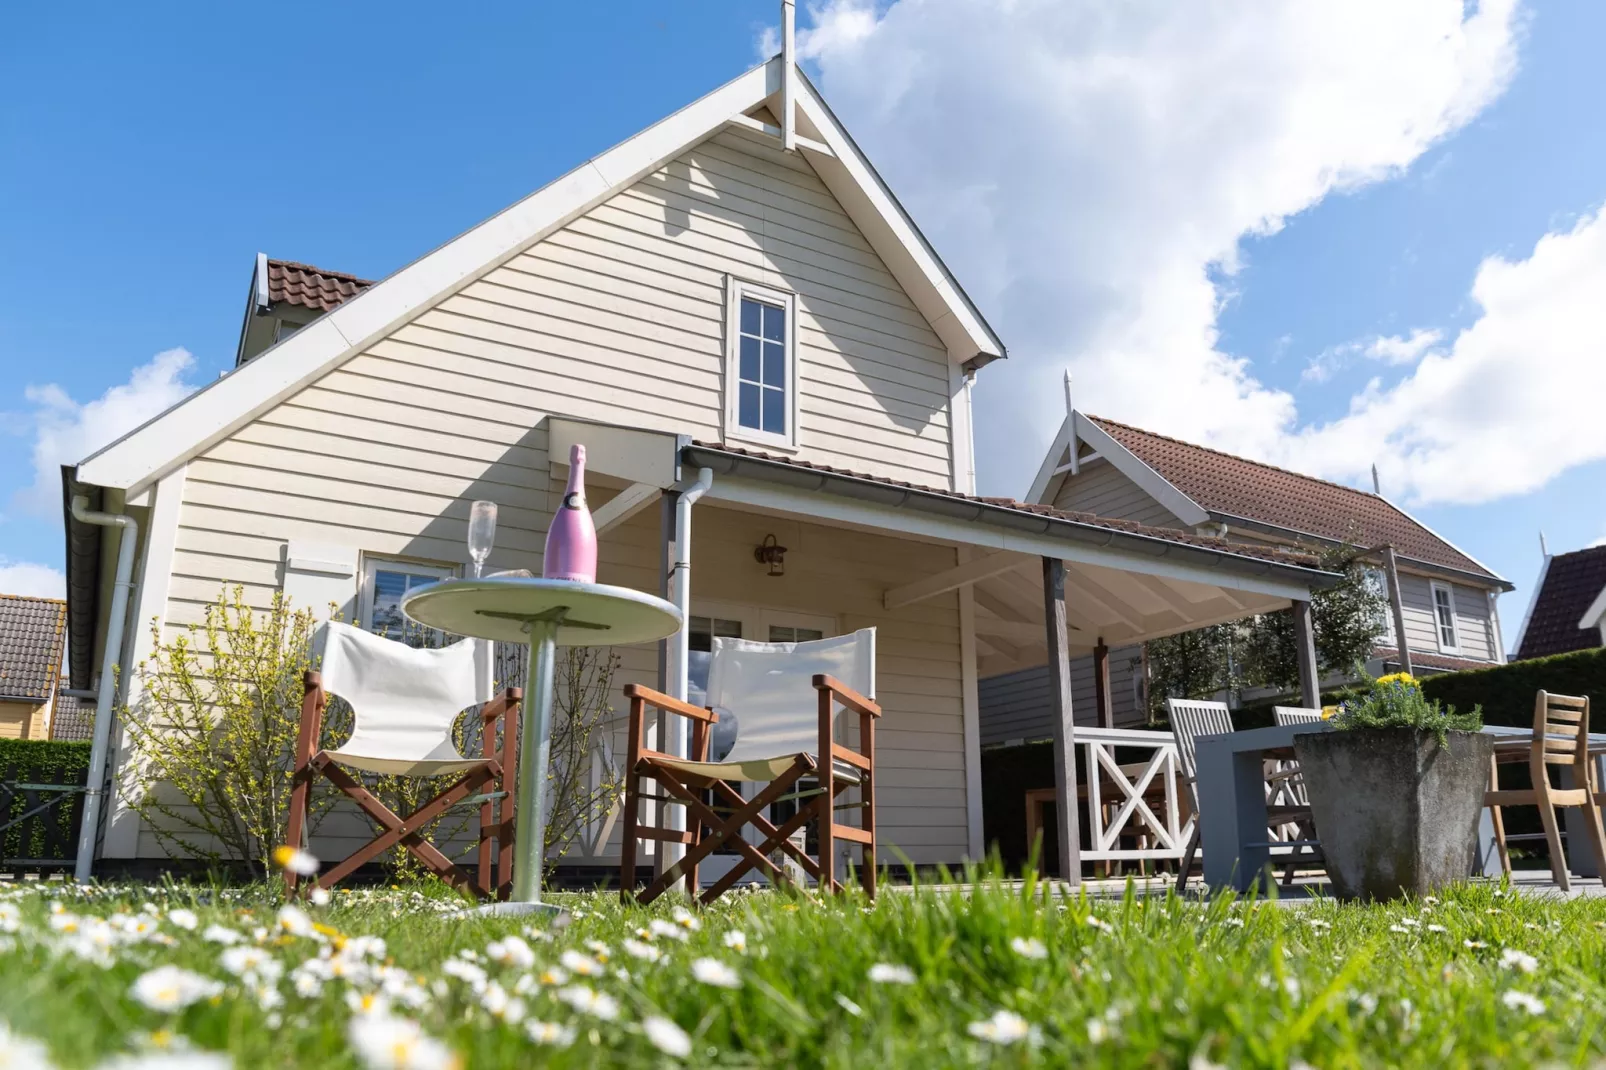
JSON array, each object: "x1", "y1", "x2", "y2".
[
  {"x1": 1375, "y1": 672, "x2": 1418, "y2": 688},
  {"x1": 1320, "y1": 706, "x2": 1339, "y2": 720}
]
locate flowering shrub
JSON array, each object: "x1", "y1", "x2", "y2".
[{"x1": 1330, "y1": 669, "x2": 1483, "y2": 743}]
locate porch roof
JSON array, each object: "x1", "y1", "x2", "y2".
[{"x1": 680, "y1": 442, "x2": 1342, "y2": 674}]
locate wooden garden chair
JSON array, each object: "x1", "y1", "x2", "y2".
[
  {"x1": 1485, "y1": 691, "x2": 1606, "y2": 892},
  {"x1": 621, "y1": 630, "x2": 878, "y2": 905},
  {"x1": 284, "y1": 621, "x2": 521, "y2": 899}
]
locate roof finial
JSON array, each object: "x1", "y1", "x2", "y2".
[
  {"x1": 1371, "y1": 463, "x2": 1380, "y2": 496},
  {"x1": 781, "y1": 0, "x2": 797, "y2": 152},
  {"x1": 1540, "y1": 530, "x2": 1549, "y2": 558},
  {"x1": 1063, "y1": 369, "x2": 1074, "y2": 417}
]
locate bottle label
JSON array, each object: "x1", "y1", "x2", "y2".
[{"x1": 562, "y1": 492, "x2": 586, "y2": 510}]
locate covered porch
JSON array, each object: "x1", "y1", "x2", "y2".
[{"x1": 566, "y1": 418, "x2": 1339, "y2": 887}]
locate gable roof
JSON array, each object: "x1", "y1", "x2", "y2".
[
  {"x1": 76, "y1": 57, "x2": 1004, "y2": 496},
  {"x1": 1056, "y1": 414, "x2": 1506, "y2": 585},
  {"x1": 266, "y1": 259, "x2": 374, "y2": 313},
  {"x1": 1513, "y1": 545, "x2": 1606, "y2": 660},
  {"x1": 0, "y1": 595, "x2": 67, "y2": 703}
]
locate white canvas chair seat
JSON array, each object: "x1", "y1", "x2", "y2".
[
  {"x1": 317, "y1": 621, "x2": 492, "y2": 776},
  {"x1": 285, "y1": 621, "x2": 519, "y2": 901},
  {"x1": 622, "y1": 629, "x2": 880, "y2": 905},
  {"x1": 648, "y1": 754, "x2": 863, "y2": 785}
]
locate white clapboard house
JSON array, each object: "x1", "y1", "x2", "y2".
[
  {"x1": 62, "y1": 48, "x2": 1339, "y2": 882},
  {"x1": 980, "y1": 399, "x2": 1513, "y2": 747}
]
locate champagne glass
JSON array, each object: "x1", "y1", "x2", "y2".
[{"x1": 468, "y1": 500, "x2": 497, "y2": 578}]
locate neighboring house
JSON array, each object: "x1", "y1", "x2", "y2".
[
  {"x1": 1511, "y1": 544, "x2": 1606, "y2": 660},
  {"x1": 0, "y1": 595, "x2": 68, "y2": 740},
  {"x1": 981, "y1": 405, "x2": 1513, "y2": 743},
  {"x1": 62, "y1": 54, "x2": 1337, "y2": 877},
  {"x1": 50, "y1": 679, "x2": 95, "y2": 742}
]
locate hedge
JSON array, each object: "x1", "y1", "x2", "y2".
[
  {"x1": 0, "y1": 739, "x2": 91, "y2": 864},
  {"x1": 1419, "y1": 647, "x2": 1606, "y2": 729}
]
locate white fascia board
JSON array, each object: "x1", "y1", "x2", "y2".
[
  {"x1": 1579, "y1": 583, "x2": 1606, "y2": 632},
  {"x1": 1025, "y1": 414, "x2": 1074, "y2": 504},
  {"x1": 1375, "y1": 493, "x2": 1509, "y2": 586},
  {"x1": 78, "y1": 61, "x2": 779, "y2": 496},
  {"x1": 792, "y1": 74, "x2": 1004, "y2": 368},
  {"x1": 1075, "y1": 415, "x2": 1211, "y2": 528},
  {"x1": 1509, "y1": 553, "x2": 1550, "y2": 657},
  {"x1": 706, "y1": 474, "x2": 1316, "y2": 603}
]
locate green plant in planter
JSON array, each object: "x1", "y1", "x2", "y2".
[{"x1": 1329, "y1": 668, "x2": 1482, "y2": 745}]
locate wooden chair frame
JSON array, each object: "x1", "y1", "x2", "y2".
[
  {"x1": 1486, "y1": 691, "x2": 1606, "y2": 892},
  {"x1": 620, "y1": 673, "x2": 879, "y2": 905},
  {"x1": 284, "y1": 670, "x2": 521, "y2": 899}
]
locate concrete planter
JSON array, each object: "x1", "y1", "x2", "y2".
[{"x1": 1294, "y1": 728, "x2": 1493, "y2": 901}]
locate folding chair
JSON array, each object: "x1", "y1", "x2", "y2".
[
  {"x1": 1486, "y1": 691, "x2": 1606, "y2": 892},
  {"x1": 284, "y1": 621, "x2": 521, "y2": 899},
  {"x1": 1273, "y1": 706, "x2": 1324, "y2": 726},
  {"x1": 1168, "y1": 698, "x2": 1320, "y2": 890},
  {"x1": 620, "y1": 630, "x2": 878, "y2": 905}
]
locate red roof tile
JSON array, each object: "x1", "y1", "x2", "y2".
[
  {"x1": 1515, "y1": 546, "x2": 1606, "y2": 661},
  {"x1": 693, "y1": 441, "x2": 1323, "y2": 571},
  {"x1": 1084, "y1": 415, "x2": 1500, "y2": 581},
  {"x1": 266, "y1": 259, "x2": 373, "y2": 313},
  {"x1": 1373, "y1": 647, "x2": 1499, "y2": 673},
  {"x1": 0, "y1": 595, "x2": 67, "y2": 702}
]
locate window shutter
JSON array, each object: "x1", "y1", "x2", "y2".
[{"x1": 281, "y1": 541, "x2": 359, "y2": 623}]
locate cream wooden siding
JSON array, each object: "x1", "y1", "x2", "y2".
[
  {"x1": 1396, "y1": 573, "x2": 1499, "y2": 662},
  {"x1": 0, "y1": 701, "x2": 47, "y2": 740},
  {"x1": 138, "y1": 125, "x2": 973, "y2": 862},
  {"x1": 1051, "y1": 459, "x2": 1182, "y2": 528},
  {"x1": 979, "y1": 644, "x2": 1147, "y2": 746}
]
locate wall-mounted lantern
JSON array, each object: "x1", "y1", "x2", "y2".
[{"x1": 753, "y1": 534, "x2": 788, "y2": 577}]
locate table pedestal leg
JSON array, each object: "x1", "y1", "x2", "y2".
[{"x1": 466, "y1": 619, "x2": 561, "y2": 918}]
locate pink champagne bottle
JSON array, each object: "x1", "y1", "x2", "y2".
[{"x1": 544, "y1": 444, "x2": 597, "y2": 583}]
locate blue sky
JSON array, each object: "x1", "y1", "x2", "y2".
[{"x1": 2, "y1": 1, "x2": 1602, "y2": 647}]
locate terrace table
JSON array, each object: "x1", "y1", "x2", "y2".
[
  {"x1": 402, "y1": 577, "x2": 682, "y2": 916},
  {"x1": 1197, "y1": 722, "x2": 1606, "y2": 893}
]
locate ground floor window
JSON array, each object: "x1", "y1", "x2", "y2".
[{"x1": 360, "y1": 556, "x2": 457, "y2": 647}]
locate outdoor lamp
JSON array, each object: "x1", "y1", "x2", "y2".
[{"x1": 754, "y1": 534, "x2": 788, "y2": 576}]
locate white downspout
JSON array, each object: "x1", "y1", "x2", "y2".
[
  {"x1": 70, "y1": 495, "x2": 140, "y2": 883},
  {"x1": 663, "y1": 467, "x2": 713, "y2": 888}
]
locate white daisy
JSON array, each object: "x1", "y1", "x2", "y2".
[
  {"x1": 643, "y1": 1015, "x2": 692, "y2": 1058},
  {"x1": 165, "y1": 909, "x2": 199, "y2": 932},
  {"x1": 0, "y1": 1022, "x2": 54, "y2": 1070},
  {"x1": 867, "y1": 963, "x2": 915, "y2": 985},
  {"x1": 485, "y1": 936, "x2": 536, "y2": 970},
  {"x1": 968, "y1": 1010, "x2": 1034, "y2": 1044},
  {"x1": 1009, "y1": 937, "x2": 1048, "y2": 960},
  {"x1": 1499, "y1": 948, "x2": 1538, "y2": 974},
  {"x1": 347, "y1": 1012, "x2": 457, "y2": 1070},
  {"x1": 130, "y1": 966, "x2": 224, "y2": 1013},
  {"x1": 558, "y1": 950, "x2": 603, "y2": 978},
  {"x1": 1501, "y1": 990, "x2": 1545, "y2": 1015},
  {"x1": 555, "y1": 985, "x2": 620, "y2": 1021},
  {"x1": 623, "y1": 939, "x2": 661, "y2": 963},
  {"x1": 272, "y1": 846, "x2": 320, "y2": 877},
  {"x1": 525, "y1": 1021, "x2": 576, "y2": 1047},
  {"x1": 671, "y1": 906, "x2": 701, "y2": 932},
  {"x1": 691, "y1": 958, "x2": 740, "y2": 989},
  {"x1": 722, "y1": 930, "x2": 748, "y2": 954},
  {"x1": 648, "y1": 919, "x2": 688, "y2": 943}
]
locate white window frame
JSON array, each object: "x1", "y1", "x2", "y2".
[
  {"x1": 1430, "y1": 581, "x2": 1460, "y2": 654},
  {"x1": 723, "y1": 276, "x2": 800, "y2": 452},
  {"x1": 359, "y1": 554, "x2": 459, "y2": 642}
]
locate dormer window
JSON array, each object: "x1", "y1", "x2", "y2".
[{"x1": 725, "y1": 277, "x2": 798, "y2": 450}]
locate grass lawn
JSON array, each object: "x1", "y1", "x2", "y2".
[{"x1": 2, "y1": 870, "x2": 1605, "y2": 1068}]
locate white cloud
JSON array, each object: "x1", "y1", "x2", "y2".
[
  {"x1": 1303, "y1": 328, "x2": 1443, "y2": 384},
  {"x1": 14, "y1": 348, "x2": 198, "y2": 516},
  {"x1": 1284, "y1": 206, "x2": 1606, "y2": 504},
  {"x1": 794, "y1": 0, "x2": 1523, "y2": 494},
  {"x1": 0, "y1": 559, "x2": 66, "y2": 599}
]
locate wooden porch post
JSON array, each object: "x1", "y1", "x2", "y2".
[
  {"x1": 1042, "y1": 557, "x2": 1082, "y2": 886},
  {"x1": 1382, "y1": 546, "x2": 1413, "y2": 677},
  {"x1": 1292, "y1": 599, "x2": 1321, "y2": 710},
  {"x1": 1092, "y1": 638, "x2": 1113, "y2": 729}
]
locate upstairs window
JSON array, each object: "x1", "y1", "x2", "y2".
[
  {"x1": 1430, "y1": 582, "x2": 1460, "y2": 653},
  {"x1": 1363, "y1": 567, "x2": 1395, "y2": 644},
  {"x1": 725, "y1": 278, "x2": 798, "y2": 450}
]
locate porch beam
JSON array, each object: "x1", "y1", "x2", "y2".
[
  {"x1": 594, "y1": 482, "x2": 661, "y2": 536},
  {"x1": 1382, "y1": 546, "x2": 1413, "y2": 677},
  {"x1": 1292, "y1": 599, "x2": 1321, "y2": 710},
  {"x1": 1042, "y1": 557, "x2": 1083, "y2": 886},
  {"x1": 972, "y1": 586, "x2": 1035, "y2": 625},
  {"x1": 1065, "y1": 571, "x2": 1144, "y2": 632},
  {"x1": 1093, "y1": 639, "x2": 1114, "y2": 729},
  {"x1": 883, "y1": 551, "x2": 1020, "y2": 610}
]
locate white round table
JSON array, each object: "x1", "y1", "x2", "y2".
[{"x1": 402, "y1": 577, "x2": 681, "y2": 915}]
